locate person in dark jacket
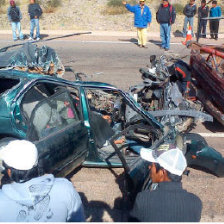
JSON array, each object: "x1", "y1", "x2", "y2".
[
  {"x1": 156, "y1": 0, "x2": 176, "y2": 51},
  {"x1": 28, "y1": 0, "x2": 42, "y2": 41},
  {"x1": 183, "y1": 0, "x2": 197, "y2": 37},
  {"x1": 209, "y1": 0, "x2": 222, "y2": 40},
  {"x1": 7, "y1": 0, "x2": 23, "y2": 41},
  {"x1": 122, "y1": 0, "x2": 152, "y2": 48},
  {"x1": 129, "y1": 146, "x2": 202, "y2": 222},
  {"x1": 198, "y1": 0, "x2": 209, "y2": 38}
]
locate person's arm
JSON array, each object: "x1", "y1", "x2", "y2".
[
  {"x1": 206, "y1": 6, "x2": 209, "y2": 17},
  {"x1": 171, "y1": 6, "x2": 176, "y2": 24},
  {"x1": 123, "y1": 2, "x2": 136, "y2": 13},
  {"x1": 183, "y1": 5, "x2": 187, "y2": 16},
  {"x1": 66, "y1": 182, "x2": 85, "y2": 222},
  {"x1": 38, "y1": 4, "x2": 43, "y2": 16},
  {"x1": 7, "y1": 7, "x2": 11, "y2": 22},
  {"x1": 193, "y1": 5, "x2": 197, "y2": 16},
  {"x1": 218, "y1": 6, "x2": 222, "y2": 17},
  {"x1": 18, "y1": 7, "x2": 22, "y2": 20},
  {"x1": 147, "y1": 7, "x2": 152, "y2": 24}
]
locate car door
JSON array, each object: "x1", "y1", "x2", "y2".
[{"x1": 20, "y1": 82, "x2": 89, "y2": 176}]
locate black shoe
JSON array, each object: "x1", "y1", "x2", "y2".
[
  {"x1": 142, "y1": 45, "x2": 148, "y2": 48},
  {"x1": 164, "y1": 48, "x2": 169, "y2": 51}
]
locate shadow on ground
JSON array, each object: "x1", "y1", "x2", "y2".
[{"x1": 203, "y1": 119, "x2": 224, "y2": 132}]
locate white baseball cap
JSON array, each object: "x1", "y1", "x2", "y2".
[
  {"x1": 140, "y1": 145, "x2": 187, "y2": 176},
  {"x1": 0, "y1": 140, "x2": 38, "y2": 170}
]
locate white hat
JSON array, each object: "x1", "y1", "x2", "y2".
[
  {"x1": 0, "y1": 140, "x2": 38, "y2": 170},
  {"x1": 140, "y1": 145, "x2": 187, "y2": 176}
]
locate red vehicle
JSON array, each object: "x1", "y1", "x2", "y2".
[{"x1": 190, "y1": 42, "x2": 224, "y2": 125}]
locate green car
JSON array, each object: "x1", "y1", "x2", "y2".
[{"x1": 0, "y1": 69, "x2": 224, "y2": 199}]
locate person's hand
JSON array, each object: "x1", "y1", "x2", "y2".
[
  {"x1": 148, "y1": 23, "x2": 151, "y2": 27},
  {"x1": 122, "y1": 1, "x2": 127, "y2": 5},
  {"x1": 34, "y1": 15, "x2": 37, "y2": 19}
]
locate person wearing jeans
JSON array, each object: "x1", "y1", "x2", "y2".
[
  {"x1": 7, "y1": 0, "x2": 23, "y2": 41},
  {"x1": 156, "y1": 0, "x2": 176, "y2": 51},
  {"x1": 30, "y1": 19, "x2": 40, "y2": 40},
  {"x1": 28, "y1": 0, "x2": 42, "y2": 41},
  {"x1": 182, "y1": 0, "x2": 197, "y2": 38},
  {"x1": 160, "y1": 23, "x2": 171, "y2": 50}
]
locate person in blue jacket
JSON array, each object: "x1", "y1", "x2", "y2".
[
  {"x1": 209, "y1": 0, "x2": 222, "y2": 40},
  {"x1": 122, "y1": 0, "x2": 152, "y2": 48}
]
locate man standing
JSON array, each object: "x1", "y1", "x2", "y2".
[
  {"x1": 0, "y1": 140, "x2": 85, "y2": 222},
  {"x1": 122, "y1": 0, "x2": 151, "y2": 48},
  {"x1": 183, "y1": 0, "x2": 197, "y2": 37},
  {"x1": 7, "y1": 0, "x2": 24, "y2": 41},
  {"x1": 156, "y1": 0, "x2": 176, "y2": 51},
  {"x1": 28, "y1": 0, "x2": 42, "y2": 41},
  {"x1": 209, "y1": 0, "x2": 222, "y2": 40},
  {"x1": 129, "y1": 146, "x2": 202, "y2": 222},
  {"x1": 198, "y1": 0, "x2": 209, "y2": 38}
]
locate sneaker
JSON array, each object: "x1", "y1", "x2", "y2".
[
  {"x1": 36, "y1": 37, "x2": 40, "y2": 41},
  {"x1": 13, "y1": 38, "x2": 18, "y2": 41},
  {"x1": 28, "y1": 37, "x2": 34, "y2": 41},
  {"x1": 164, "y1": 48, "x2": 169, "y2": 51}
]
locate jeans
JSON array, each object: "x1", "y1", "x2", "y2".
[
  {"x1": 183, "y1": 16, "x2": 194, "y2": 37},
  {"x1": 30, "y1": 18, "x2": 40, "y2": 39},
  {"x1": 11, "y1": 22, "x2": 23, "y2": 40},
  {"x1": 198, "y1": 19, "x2": 208, "y2": 38},
  {"x1": 160, "y1": 23, "x2": 171, "y2": 50},
  {"x1": 137, "y1": 28, "x2": 147, "y2": 46},
  {"x1": 209, "y1": 19, "x2": 219, "y2": 39}
]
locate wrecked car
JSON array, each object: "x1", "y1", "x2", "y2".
[
  {"x1": 189, "y1": 42, "x2": 224, "y2": 126},
  {"x1": 1, "y1": 68, "x2": 224, "y2": 199},
  {"x1": 129, "y1": 54, "x2": 212, "y2": 132}
]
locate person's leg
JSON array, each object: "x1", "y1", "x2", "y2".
[
  {"x1": 165, "y1": 24, "x2": 171, "y2": 50},
  {"x1": 35, "y1": 19, "x2": 40, "y2": 39},
  {"x1": 202, "y1": 20, "x2": 207, "y2": 38},
  {"x1": 210, "y1": 20, "x2": 215, "y2": 38},
  {"x1": 11, "y1": 22, "x2": 17, "y2": 40},
  {"x1": 183, "y1": 16, "x2": 188, "y2": 37},
  {"x1": 137, "y1": 28, "x2": 142, "y2": 46},
  {"x1": 17, "y1": 22, "x2": 24, "y2": 40},
  {"x1": 30, "y1": 19, "x2": 35, "y2": 39},
  {"x1": 160, "y1": 24, "x2": 165, "y2": 48},
  {"x1": 214, "y1": 19, "x2": 219, "y2": 39},
  {"x1": 189, "y1": 17, "x2": 194, "y2": 37},
  {"x1": 142, "y1": 28, "x2": 147, "y2": 47}
]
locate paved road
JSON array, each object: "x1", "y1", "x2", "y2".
[{"x1": 0, "y1": 37, "x2": 224, "y2": 221}]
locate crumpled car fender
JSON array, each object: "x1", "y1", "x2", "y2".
[{"x1": 185, "y1": 141, "x2": 224, "y2": 177}]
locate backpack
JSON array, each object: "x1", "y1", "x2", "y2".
[{"x1": 9, "y1": 7, "x2": 20, "y2": 22}]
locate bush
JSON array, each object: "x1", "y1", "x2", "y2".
[
  {"x1": 104, "y1": 0, "x2": 137, "y2": 15},
  {"x1": 0, "y1": 0, "x2": 5, "y2": 13},
  {"x1": 38, "y1": 0, "x2": 61, "y2": 13},
  {"x1": 173, "y1": 3, "x2": 184, "y2": 15}
]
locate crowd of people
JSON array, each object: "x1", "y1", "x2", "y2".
[
  {"x1": 123, "y1": 0, "x2": 222, "y2": 50},
  {"x1": 7, "y1": 0, "x2": 42, "y2": 41}
]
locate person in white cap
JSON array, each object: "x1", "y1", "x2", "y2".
[
  {"x1": 0, "y1": 140, "x2": 85, "y2": 222},
  {"x1": 129, "y1": 145, "x2": 202, "y2": 222}
]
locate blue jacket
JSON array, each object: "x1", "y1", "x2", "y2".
[
  {"x1": 210, "y1": 6, "x2": 221, "y2": 17},
  {"x1": 125, "y1": 4, "x2": 152, "y2": 28}
]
